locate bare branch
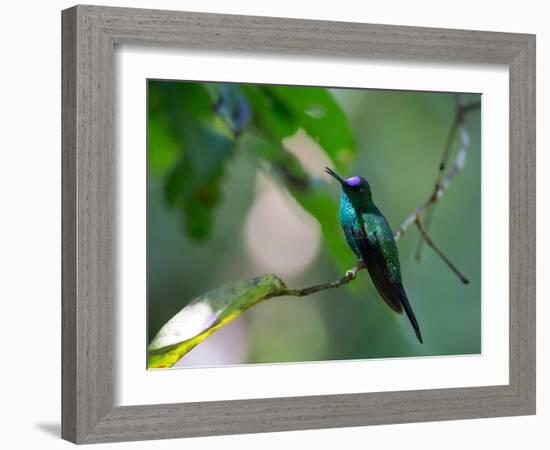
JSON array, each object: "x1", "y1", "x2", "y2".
[
  {"x1": 415, "y1": 119, "x2": 457, "y2": 259},
  {"x1": 414, "y1": 219, "x2": 469, "y2": 284},
  {"x1": 460, "y1": 100, "x2": 481, "y2": 114},
  {"x1": 393, "y1": 101, "x2": 476, "y2": 242},
  {"x1": 285, "y1": 260, "x2": 366, "y2": 297},
  {"x1": 414, "y1": 98, "x2": 479, "y2": 258}
]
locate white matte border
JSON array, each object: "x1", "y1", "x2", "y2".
[{"x1": 115, "y1": 46, "x2": 509, "y2": 406}]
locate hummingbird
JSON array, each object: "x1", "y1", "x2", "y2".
[{"x1": 325, "y1": 167, "x2": 423, "y2": 343}]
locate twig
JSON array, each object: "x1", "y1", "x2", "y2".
[
  {"x1": 414, "y1": 97, "x2": 479, "y2": 259},
  {"x1": 393, "y1": 101, "x2": 475, "y2": 241},
  {"x1": 415, "y1": 112, "x2": 458, "y2": 259},
  {"x1": 460, "y1": 100, "x2": 481, "y2": 114},
  {"x1": 286, "y1": 260, "x2": 366, "y2": 297},
  {"x1": 414, "y1": 219, "x2": 469, "y2": 284}
]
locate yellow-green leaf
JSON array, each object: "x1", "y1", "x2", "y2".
[{"x1": 147, "y1": 274, "x2": 289, "y2": 368}]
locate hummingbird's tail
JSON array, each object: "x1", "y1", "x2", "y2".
[{"x1": 399, "y1": 291, "x2": 423, "y2": 344}]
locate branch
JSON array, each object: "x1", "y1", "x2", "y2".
[
  {"x1": 414, "y1": 111, "x2": 458, "y2": 259},
  {"x1": 286, "y1": 260, "x2": 366, "y2": 297},
  {"x1": 415, "y1": 219, "x2": 469, "y2": 284},
  {"x1": 413, "y1": 97, "x2": 479, "y2": 259},
  {"x1": 393, "y1": 99, "x2": 476, "y2": 241}
]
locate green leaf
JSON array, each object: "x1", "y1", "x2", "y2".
[
  {"x1": 149, "y1": 81, "x2": 358, "y2": 245},
  {"x1": 148, "y1": 274, "x2": 289, "y2": 368},
  {"x1": 263, "y1": 86, "x2": 356, "y2": 170},
  {"x1": 147, "y1": 115, "x2": 180, "y2": 175},
  {"x1": 149, "y1": 80, "x2": 214, "y2": 125},
  {"x1": 240, "y1": 85, "x2": 299, "y2": 140}
]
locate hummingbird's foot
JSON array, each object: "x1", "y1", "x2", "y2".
[
  {"x1": 344, "y1": 269, "x2": 356, "y2": 281},
  {"x1": 344, "y1": 260, "x2": 365, "y2": 282}
]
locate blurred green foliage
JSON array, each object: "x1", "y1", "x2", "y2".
[
  {"x1": 147, "y1": 79, "x2": 481, "y2": 366},
  {"x1": 148, "y1": 80, "x2": 357, "y2": 270}
]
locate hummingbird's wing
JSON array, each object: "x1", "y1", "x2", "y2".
[
  {"x1": 352, "y1": 217, "x2": 423, "y2": 343},
  {"x1": 352, "y1": 219, "x2": 403, "y2": 313}
]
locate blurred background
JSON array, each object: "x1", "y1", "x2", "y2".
[{"x1": 147, "y1": 80, "x2": 481, "y2": 368}]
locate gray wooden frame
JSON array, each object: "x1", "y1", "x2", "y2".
[{"x1": 61, "y1": 4, "x2": 536, "y2": 444}]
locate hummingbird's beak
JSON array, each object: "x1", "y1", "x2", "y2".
[{"x1": 324, "y1": 167, "x2": 346, "y2": 185}]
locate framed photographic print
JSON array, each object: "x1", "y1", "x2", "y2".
[{"x1": 61, "y1": 4, "x2": 536, "y2": 444}]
